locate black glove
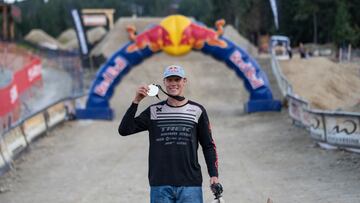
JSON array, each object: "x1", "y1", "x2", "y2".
[{"x1": 211, "y1": 183, "x2": 223, "y2": 199}]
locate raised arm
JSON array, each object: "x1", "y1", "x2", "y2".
[{"x1": 118, "y1": 84, "x2": 150, "y2": 136}]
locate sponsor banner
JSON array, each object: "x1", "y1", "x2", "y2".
[
  {"x1": 47, "y1": 103, "x2": 67, "y2": 128},
  {"x1": 23, "y1": 113, "x2": 47, "y2": 142},
  {"x1": 79, "y1": 15, "x2": 279, "y2": 119},
  {"x1": 0, "y1": 82, "x2": 19, "y2": 116},
  {"x1": 288, "y1": 96, "x2": 307, "y2": 124},
  {"x1": 229, "y1": 50, "x2": 265, "y2": 90},
  {"x1": 325, "y1": 116, "x2": 360, "y2": 147},
  {"x1": 71, "y1": 9, "x2": 90, "y2": 55},
  {"x1": 269, "y1": 0, "x2": 279, "y2": 29},
  {"x1": 93, "y1": 56, "x2": 128, "y2": 97},
  {"x1": 0, "y1": 57, "x2": 41, "y2": 117},
  {"x1": 14, "y1": 57, "x2": 42, "y2": 94},
  {"x1": 307, "y1": 113, "x2": 326, "y2": 141},
  {"x1": 4, "y1": 127, "x2": 27, "y2": 157},
  {"x1": 82, "y1": 14, "x2": 107, "y2": 26}
]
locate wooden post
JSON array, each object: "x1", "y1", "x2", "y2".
[
  {"x1": 2, "y1": 5, "x2": 8, "y2": 40},
  {"x1": 107, "y1": 12, "x2": 114, "y2": 30},
  {"x1": 10, "y1": 18, "x2": 15, "y2": 40}
]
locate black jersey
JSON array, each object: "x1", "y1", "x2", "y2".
[{"x1": 118, "y1": 100, "x2": 218, "y2": 186}]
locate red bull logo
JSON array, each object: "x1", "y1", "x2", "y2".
[
  {"x1": 126, "y1": 25, "x2": 173, "y2": 53},
  {"x1": 94, "y1": 56, "x2": 127, "y2": 96},
  {"x1": 179, "y1": 19, "x2": 227, "y2": 50},
  {"x1": 126, "y1": 15, "x2": 227, "y2": 56},
  {"x1": 230, "y1": 50, "x2": 265, "y2": 89}
]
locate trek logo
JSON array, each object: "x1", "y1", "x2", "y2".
[{"x1": 161, "y1": 126, "x2": 191, "y2": 132}]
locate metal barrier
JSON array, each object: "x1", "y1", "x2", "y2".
[
  {"x1": 0, "y1": 96, "x2": 83, "y2": 175},
  {"x1": 270, "y1": 51, "x2": 293, "y2": 96},
  {"x1": 270, "y1": 51, "x2": 360, "y2": 152}
]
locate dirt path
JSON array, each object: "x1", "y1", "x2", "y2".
[{"x1": 1, "y1": 53, "x2": 360, "y2": 203}]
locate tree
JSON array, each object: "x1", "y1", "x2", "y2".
[
  {"x1": 178, "y1": 0, "x2": 213, "y2": 24},
  {"x1": 332, "y1": 0, "x2": 359, "y2": 47},
  {"x1": 293, "y1": 0, "x2": 319, "y2": 43}
]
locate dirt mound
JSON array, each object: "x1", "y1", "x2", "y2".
[
  {"x1": 342, "y1": 102, "x2": 360, "y2": 112},
  {"x1": 25, "y1": 29, "x2": 66, "y2": 50},
  {"x1": 87, "y1": 26, "x2": 107, "y2": 45},
  {"x1": 57, "y1": 28, "x2": 77, "y2": 44},
  {"x1": 91, "y1": 17, "x2": 163, "y2": 58},
  {"x1": 224, "y1": 25, "x2": 257, "y2": 57},
  {"x1": 26, "y1": 26, "x2": 107, "y2": 51},
  {"x1": 61, "y1": 26, "x2": 107, "y2": 51},
  {"x1": 280, "y1": 56, "x2": 360, "y2": 111},
  {"x1": 62, "y1": 38, "x2": 79, "y2": 50}
]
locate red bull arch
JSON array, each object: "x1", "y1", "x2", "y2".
[{"x1": 76, "y1": 15, "x2": 281, "y2": 120}]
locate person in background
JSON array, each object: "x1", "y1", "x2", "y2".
[{"x1": 299, "y1": 42, "x2": 306, "y2": 58}]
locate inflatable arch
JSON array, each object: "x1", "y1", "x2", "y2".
[{"x1": 76, "y1": 15, "x2": 281, "y2": 120}]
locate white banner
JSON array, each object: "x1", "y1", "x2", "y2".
[
  {"x1": 83, "y1": 15, "x2": 107, "y2": 26},
  {"x1": 269, "y1": 0, "x2": 279, "y2": 29},
  {"x1": 71, "y1": 9, "x2": 89, "y2": 55}
]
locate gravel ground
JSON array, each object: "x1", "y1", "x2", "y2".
[{"x1": 1, "y1": 52, "x2": 360, "y2": 203}]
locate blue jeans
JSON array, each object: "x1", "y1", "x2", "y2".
[{"x1": 150, "y1": 186, "x2": 203, "y2": 203}]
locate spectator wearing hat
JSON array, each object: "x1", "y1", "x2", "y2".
[{"x1": 118, "y1": 65, "x2": 219, "y2": 203}]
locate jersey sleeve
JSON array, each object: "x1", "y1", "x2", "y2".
[
  {"x1": 197, "y1": 108, "x2": 219, "y2": 177},
  {"x1": 118, "y1": 103, "x2": 150, "y2": 136}
]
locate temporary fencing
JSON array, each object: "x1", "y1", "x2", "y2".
[
  {"x1": 0, "y1": 42, "x2": 43, "y2": 135},
  {"x1": 22, "y1": 41, "x2": 85, "y2": 98},
  {"x1": 0, "y1": 41, "x2": 88, "y2": 175},
  {"x1": 270, "y1": 51, "x2": 360, "y2": 152}
]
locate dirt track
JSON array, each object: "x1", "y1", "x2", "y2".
[{"x1": 1, "y1": 52, "x2": 360, "y2": 203}]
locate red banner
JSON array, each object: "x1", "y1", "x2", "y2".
[
  {"x1": 14, "y1": 57, "x2": 42, "y2": 94},
  {"x1": 0, "y1": 81, "x2": 19, "y2": 116},
  {"x1": 0, "y1": 57, "x2": 42, "y2": 117}
]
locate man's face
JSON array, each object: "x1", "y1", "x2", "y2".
[{"x1": 163, "y1": 76, "x2": 187, "y2": 96}]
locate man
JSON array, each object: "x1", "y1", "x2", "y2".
[{"x1": 118, "y1": 65, "x2": 219, "y2": 203}]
